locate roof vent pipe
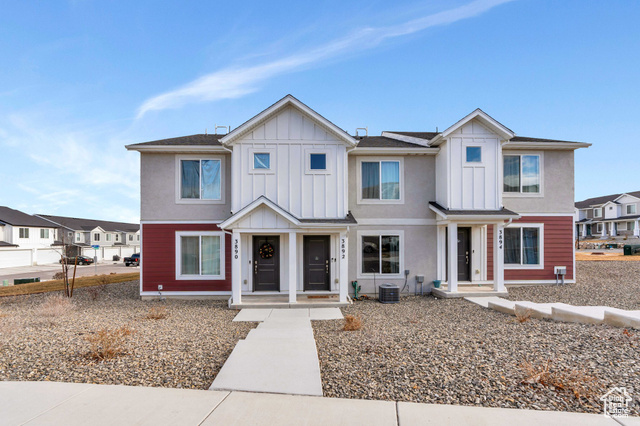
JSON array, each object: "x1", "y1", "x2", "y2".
[
  {"x1": 355, "y1": 127, "x2": 368, "y2": 137},
  {"x1": 215, "y1": 125, "x2": 230, "y2": 135}
]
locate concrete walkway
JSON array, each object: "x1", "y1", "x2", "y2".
[
  {"x1": 209, "y1": 308, "x2": 343, "y2": 396},
  {"x1": 0, "y1": 381, "x2": 633, "y2": 425}
]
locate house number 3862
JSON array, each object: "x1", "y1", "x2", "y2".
[{"x1": 234, "y1": 239, "x2": 239, "y2": 259}]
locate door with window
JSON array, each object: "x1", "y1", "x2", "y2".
[
  {"x1": 253, "y1": 236, "x2": 279, "y2": 291},
  {"x1": 303, "y1": 236, "x2": 330, "y2": 291},
  {"x1": 457, "y1": 227, "x2": 471, "y2": 281}
]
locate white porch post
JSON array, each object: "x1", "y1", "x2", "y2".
[
  {"x1": 610, "y1": 222, "x2": 617, "y2": 237},
  {"x1": 231, "y1": 231, "x2": 242, "y2": 305},
  {"x1": 339, "y1": 231, "x2": 348, "y2": 303},
  {"x1": 635, "y1": 220, "x2": 640, "y2": 237},
  {"x1": 601, "y1": 223, "x2": 608, "y2": 237},
  {"x1": 581, "y1": 224, "x2": 587, "y2": 238},
  {"x1": 493, "y1": 223, "x2": 505, "y2": 292},
  {"x1": 288, "y1": 232, "x2": 297, "y2": 304},
  {"x1": 447, "y1": 223, "x2": 458, "y2": 293}
]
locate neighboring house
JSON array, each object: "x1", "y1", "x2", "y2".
[
  {"x1": 36, "y1": 215, "x2": 140, "y2": 261},
  {"x1": 575, "y1": 191, "x2": 640, "y2": 239},
  {"x1": 0, "y1": 206, "x2": 59, "y2": 268},
  {"x1": 126, "y1": 95, "x2": 589, "y2": 304}
]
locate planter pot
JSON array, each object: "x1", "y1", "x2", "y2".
[{"x1": 433, "y1": 280, "x2": 441, "y2": 288}]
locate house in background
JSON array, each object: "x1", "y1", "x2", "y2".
[
  {"x1": 126, "y1": 95, "x2": 589, "y2": 305},
  {"x1": 0, "y1": 206, "x2": 59, "y2": 268},
  {"x1": 36, "y1": 215, "x2": 140, "y2": 261},
  {"x1": 575, "y1": 191, "x2": 640, "y2": 238}
]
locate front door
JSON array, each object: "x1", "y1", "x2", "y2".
[
  {"x1": 303, "y1": 235, "x2": 330, "y2": 291},
  {"x1": 457, "y1": 227, "x2": 471, "y2": 281},
  {"x1": 253, "y1": 236, "x2": 280, "y2": 291}
]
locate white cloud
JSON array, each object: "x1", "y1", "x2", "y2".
[{"x1": 136, "y1": 0, "x2": 514, "y2": 118}]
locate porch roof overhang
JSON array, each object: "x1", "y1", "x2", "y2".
[
  {"x1": 429, "y1": 201, "x2": 520, "y2": 223},
  {"x1": 219, "y1": 196, "x2": 357, "y2": 230}
]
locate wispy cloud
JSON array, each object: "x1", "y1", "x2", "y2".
[{"x1": 136, "y1": 0, "x2": 514, "y2": 118}]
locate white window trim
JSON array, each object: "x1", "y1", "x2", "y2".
[
  {"x1": 502, "y1": 152, "x2": 544, "y2": 198},
  {"x1": 40, "y1": 229, "x2": 49, "y2": 239},
  {"x1": 618, "y1": 222, "x2": 628, "y2": 231},
  {"x1": 626, "y1": 204, "x2": 637, "y2": 215},
  {"x1": 106, "y1": 234, "x2": 111, "y2": 242},
  {"x1": 356, "y1": 230, "x2": 404, "y2": 279},
  {"x1": 175, "y1": 155, "x2": 226, "y2": 205},
  {"x1": 464, "y1": 145, "x2": 484, "y2": 165},
  {"x1": 594, "y1": 208, "x2": 602, "y2": 218},
  {"x1": 175, "y1": 231, "x2": 226, "y2": 280},
  {"x1": 19, "y1": 228, "x2": 29, "y2": 238},
  {"x1": 356, "y1": 157, "x2": 404, "y2": 205},
  {"x1": 597, "y1": 223, "x2": 603, "y2": 232},
  {"x1": 248, "y1": 147, "x2": 276, "y2": 175},
  {"x1": 504, "y1": 223, "x2": 544, "y2": 270},
  {"x1": 94, "y1": 233, "x2": 100, "y2": 242},
  {"x1": 305, "y1": 149, "x2": 332, "y2": 175},
  {"x1": 76, "y1": 233, "x2": 81, "y2": 242}
]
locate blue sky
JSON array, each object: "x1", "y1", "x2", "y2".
[{"x1": 1, "y1": 0, "x2": 638, "y2": 223}]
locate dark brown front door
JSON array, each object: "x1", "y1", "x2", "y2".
[
  {"x1": 253, "y1": 236, "x2": 279, "y2": 291},
  {"x1": 303, "y1": 235, "x2": 330, "y2": 291},
  {"x1": 457, "y1": 227, "x2": 471, "y2": 281}
]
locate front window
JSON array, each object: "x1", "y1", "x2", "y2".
[
  {"x1": 177, "y1": 232, "x2": 224, "y2": 279},
  {"x1": 362, "y1": 161, "x2": 400, "y2": 200},
  {"x1": 627, "y1": 204, "x2": 637, "y2": 215},
  {"x1": 594, "y1": 208, "x2": 602, "y2": 218},
  {"x1": 76, "y1": 233, "x2": 81, "y2": 242},
  {"x1": 253, "y1": 153, "x2": 270, "y2": 170},
  {"x1": 40, "y1": 229, "x2": 49, "y2": 239},
  {"x1": 19, "y1": 228, "x2": 29, "y2": 238},
  {"x1": 361, "y1": 235, "x2": 400, "y2": 274},
  {"x1": 94, "y1": 233, "x2": 100, "y2": 241},
  {"x1": 466, "y1": 146, "x2": 482, "y2": 163},
  {"x1": 504, "y1": 155, "x2": 540, "y2": 193},
  {"x1": 181, "y1": 159, "x2": 222, "y2": 200},
  {"x1": 597, "y1": 223, "x2": 603, "y2": 233},
  {"x1": 504, "y1": 226, "x2": 541, "y2": 266}
]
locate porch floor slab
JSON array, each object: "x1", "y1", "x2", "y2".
[
  {"x1": 433, "y1": 286, "x2": 508, "y2": 298},
  {"x1": 230, "y1": 295, "x2": 350, "y2": 309}
]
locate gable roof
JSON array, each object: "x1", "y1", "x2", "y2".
[
  {"x1": 0, "y1": 207, "x2": 56, "y2": 227},
  {"x1": 37, "y1": 214, "x2": 139, "y2": 233},
  {"x1": 428, "y1": 108, "x2": 515, "y2": 146},
  {"x1": 220, "y1": 94, "x2": 357, "y2": 147},
  {"x1": 355, "y1": 136, "x2": 429, "y2": 148},
  {"x1": 575, "y1": 191, "x2": 640, "y2": 209},
  {"x1": 127, "y1": 134, "x2": 224, "y2": 148}
]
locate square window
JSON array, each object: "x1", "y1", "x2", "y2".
[
  {"x1": 310, "y1": 153, "x2": 326, "y2": 170},
  {"x1": 504, "y1": 154, "x2": 540, "y2": 193},
  {"x1": 361, "y1": 161, "x2": 400, "y2": 200},
  {"x1": 180, "y1": 158, "x2": 222, "y2": 200},
  {"x1": 19, "y1": 228, "x2": 29, "y2": 238},
  {"x1": 253, "y1": 153, "x2": 270, "y2": 169},
  {"x1": 627, "y1": 204, "x2": 637, "y2": 215},
  {"x1": 466, "y1": 146, "x2": 482, "y2": 163},
  {"x1": 40, "y1": 229, "x2": 49, "y2": 239},
  {"x1": 361, "y1": 235, "x2": 400, "y2": 274}
]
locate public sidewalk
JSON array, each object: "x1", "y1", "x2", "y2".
[{"x1": 1, "y1": 381, "x2": 636, "y2": 426}]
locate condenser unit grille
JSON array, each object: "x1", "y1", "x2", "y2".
[{"x1": 379, "y1": 284, "x2": 400, "y2": 304}]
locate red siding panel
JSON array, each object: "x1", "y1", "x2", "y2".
[
  {"x1": 142, "y1": 223, "x2": 231, "y2": 292},
  {"x1": 487, "y1": 216, "x2": 574, "y2": 282}
]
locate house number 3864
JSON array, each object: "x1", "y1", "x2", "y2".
[{"x1": 234, "y1": 239, "x2": 239, "y2": 259}]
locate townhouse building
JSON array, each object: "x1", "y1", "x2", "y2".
[
  {"x1": 575, "y1": 191, "x2": 640, "y2": 238},
  {"x1": 0, "y1": 206, "x2": 58, "y2": 268}
]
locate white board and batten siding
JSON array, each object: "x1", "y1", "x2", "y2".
[
  {"x1": 232, "y1": 107, "x2": 348, "y2": 219},
  {"x1": 436, "y1": 119, "x2": 501, "y2": 210}
]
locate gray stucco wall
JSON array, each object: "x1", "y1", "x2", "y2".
[
  {"x1": 502, "y1": 150, "x2": 575, "y2": 214},
  {"x1": 140, "y1": 153, "x2": 232, "y2": 221}
]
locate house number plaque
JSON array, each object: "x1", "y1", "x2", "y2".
[
  {"x1": 498, "y1": 230, "x2": 503, "y2": 250},
  {"x1": 341, "y1": 238, "x2": 346, "y2": 259},
  {"x1": 234, "y1": 238, "x2": 239, "y2": 259}
]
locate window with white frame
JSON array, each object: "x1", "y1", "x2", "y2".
[
  {"x1": 504, "y1": 225, "x2": 542, "y2": 267},
  {"x1": 176, "y1": 232, "x2": 224, "y2": 279},
  {"x1": 94, "y1": 233, "x2": 100, "y2": 241},
  {"x1": 309, "y1": 153, "x2": 327, "y2": 170},
  {"x1": 597, "y1": 223, "x2": 603, "y2": 233},
  {"x1": 594, "y1": 208, "x2": 602, "y2": 218},
  {"x1": 253, "y1": 153, "x2": 270, "y2": 170},
  {"x1": 40, "y1": 229, "x2": 49, "y2": 239},
  {"x1": 466, "y1": 146, "x2": 482, "y2": 163},
  {"x1": 137, "y1": 234, "x2": 140, "y2": 241},
  {"x1": 106, "y1": 234, "x2": 111, "y2": 242},
  {"x1": 180, "y1": 158, "x2": 222, "y2": 200},
  {"x1": 627, "y1": 204, "x2": 637, "y2": 215},
  {"x1": 19, "y1": 228, "x2": 29, "y2": 238},
  {"x1": 115, "y1": 234, "x2": 119, "y2": 242},
  {"x1": 76, "y1": 233, "x2": 81, "y2": 242},
  {"x1": 359, "y1": 232, "x2": 402, "y2": 276},
  {"x1": 618, "y1": 222, "x2": 628, "y2": 231},
  {"x1": 503, "y1": 154, "x2": 541, "y2": 193},
  {"x1": 630, "y1": 221, "x2": 636, "y2": 231},
  {"x1": 129, "y1": 234, "x2": 133, "y2": 241},
  {"x1": 360, "y1": 159, "x2": 401, "y2": 201}
]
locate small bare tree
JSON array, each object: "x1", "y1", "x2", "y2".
[{"x1": 54, "y1": 230, "x2": 78, "y2": 298}]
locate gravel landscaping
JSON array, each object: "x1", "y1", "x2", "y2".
[
  {"x1": 0, "y1": 281, "x2": 254, "y2": 389},
  {"x1": 313, "y1": 261, "x2": 640, "y2": 414}
]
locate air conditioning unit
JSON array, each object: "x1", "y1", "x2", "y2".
[{"x1": 378, "y1": 284, "x2": 400, "y2": 304}]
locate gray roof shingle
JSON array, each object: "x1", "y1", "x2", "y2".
[
  {"x1": 0, "y1": 207, "x2": 57, "y2": 227},
  {"x1": 37, "y1": 215, "x2": 139, "y2": 233},
  {"x1": 575, "y1": 191, "x2": 640, "y2": 209}
]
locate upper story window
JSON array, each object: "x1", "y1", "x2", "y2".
[
  {"x1": 253, "y1": 153, "x2": 270, "y2": 170},
  {"x1": 627, "y1": 204, "x2": 637, "y2": 215},
  {"x1": 40, "y1": 229, "x2": 49, "y2": 239},
  {"x1": 360, "y1": 159, "x2": 402, "y2": 202},
  {"x1": 181, "y1": 159, "x2": 222, "y2": 200},
  {"x1": 115, "y1": 234, "x2": 119, "y2": 242},
  {"x1": 503, "y1": 154, "x2": 540, "y2": 193},
  {"x1": 310, "y1": 153, "x2": 326, "y2": 170},
  {"x1": 76, "y1": 233, "x2": 81, "y2": 242},
  {"x1": 504, "y1": 225, "x2": 542, "y2": 268},
  {"x1": 466, "y1": 146, "x2": 482, "y2": 163},
  {"x1": 129, "y1": 234, "x2": 133, "y2": 241},
  {"x1": 19, "y1": 228, "x2": 29, "y2": 238},
  {"x1": 94, "y1": 233, "x2": 100, "y2": 241},
  {"x1": 594, "y1": 208, "x2": 602, "y2": 218},
  {"x1": 106, "y1": 234, "x2": 111, "y2": 242}
]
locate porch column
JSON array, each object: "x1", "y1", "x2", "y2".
[
  {"x1": 610, "y1": 222, "x2": 617, "y2": 237},
  {"x1": 581, "y1": 224, "x2": 587, "y2": 238},
  {"x1": 635, "y1": 220, "x2": 639, "y2": 237},
  {"x1": 447, "y1": 223, "x2": 458, "y2": 293},
  {"x1": 288, "y1": 232, "x2": 297, "y2": 304},
  {"x1": 231, "y1": 231, "x2": 242, "y2": 305},
  {"x1": 493, "y1": 223, "x2": 505, "y2": 292},
  {"x1": 601, "y1": 223, "x2": 608, "y2": 237},
  {"x1": 339, "y1": 231, "x2": 348, "y2": 303}
]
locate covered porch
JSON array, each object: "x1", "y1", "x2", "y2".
[{"x1": 220, "y1": 197, "x2": 354, "y2": 308}]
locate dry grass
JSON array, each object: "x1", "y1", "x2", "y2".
[
  {"x1": 86, "y1": 326, "x2": 134, "y2": 361},
  {"x1": 575, "y1": 252, "x2": 640, "y2": 261},
  {"x1": 145, "y1": 306, "x2": 168, "y2": 320},
  {"x1": 514, "y1": 307, "x2": 532, "y2": 323},
  {"x1": 37, "y1": 294, "x2": 74, "y2": 321},
  {"x1": 95, "y1": 275, "x2": 111, "y2": 285},
  {"x1": 0, "y1": 273, "x2": 139, "y2": 297},
  {"x1": 520, "y1": 359, "x2": 601, "y2": 406},
  {"x1": 343, "y1": 314, "x2": 363, "y2": 331}
]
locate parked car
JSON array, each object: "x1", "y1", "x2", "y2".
[
  {"x1": 59, "y1": 255, "x2": 94, "y2": 265},
  {"x1": 124, "y1": 253, "x2": 140, "y2": 267}
]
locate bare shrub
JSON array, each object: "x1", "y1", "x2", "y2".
[
  {"x1": 38, "y1": 294, "x2": 74, "y2": 322},
  {"x1": 145, "y1": 306, "x2": 168, "y2": 320},
  {"x1": 514, "y1": 307, "x2": 532, "y2": 323},
  {"x1": 95, "y1": 275, "x2": 111, "y2": 285},
  {"x1": 520, "y1": 359, "x2": 601, "y2": 405},
  {"x1": 86, "y1": 326, "x2": 133, "y2": 361},
  {"x1": 343, "y1": 314, "x2": 362, "y2": 331},
  {"x1": 52, "y1": 272, "x2": 65, "y2": 280},
  {"x1": 86, "y1": 286, "x2": 103, "y2": 301}
]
